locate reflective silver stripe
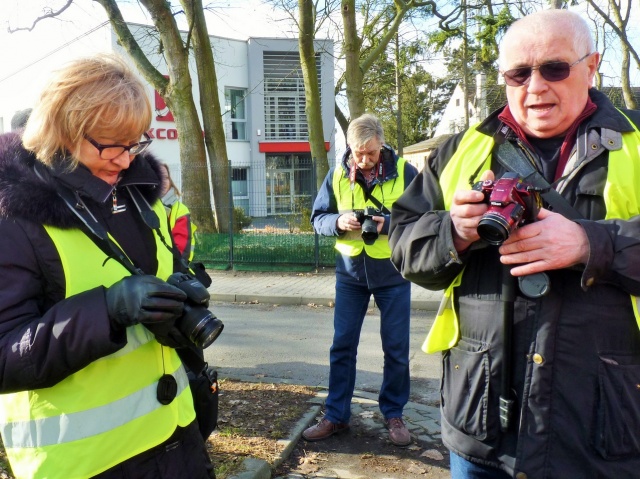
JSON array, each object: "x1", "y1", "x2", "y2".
[
  {"x1": 1, "y1": 364, "x2": 188, "y2": 449},
  {"x1": 106, "y1": 326, "x2": 154, "y2": 360}
]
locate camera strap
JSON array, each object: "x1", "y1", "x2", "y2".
[
  {"x1": 54, "y1": 183, "x2": 210, "y2": 376},
  {"x1": 494, "y1": 128, "x2": 583, "y2": 220},
  {"x1": 53, "y1": 182, "x2": 143, "y2": 276},
  {"x1": 362, "y1": 191, "x2": 391, "y2": 215}
]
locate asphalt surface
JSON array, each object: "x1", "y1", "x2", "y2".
[{"x1": 205, "y1": 270, "x2": 447, "y2": 479}]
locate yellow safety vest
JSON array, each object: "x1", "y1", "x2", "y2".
[
  {"x1": 424, "y1": 120, "x2": 640, "y2": 354},
  {"x1": 332, "y1": 158, "x2": 406, "y2": 259},
  {"x1": 0, "y1": 200, "x2": 195, "y2": 479}
]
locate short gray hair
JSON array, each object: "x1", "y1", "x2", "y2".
[
  {"x1": 346, "y1": 113, "x2": 385, "y2": 150},
  {"x1": 498, "y1": 10, "x2": 594, "y2": 70}
]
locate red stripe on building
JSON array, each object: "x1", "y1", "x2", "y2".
[{"x1": 258, "y1": 142, "x2": 330, "y2": 153}]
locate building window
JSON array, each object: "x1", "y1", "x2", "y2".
[
  {"x1": 232, "y1": 167, "x2": 249, "y2": 214},
  {"x1": 455, "y1": 99, "x2": 460, "y2": 107},
  {"x1": 263, "y1": 51, "x2": 321, "y2": 141},
  {"x1": 225, "y1": 88, "x2": 247, "y2": 140},
  {"x1": 265, "y1": 154, "x2": 313, "y2": 214}
]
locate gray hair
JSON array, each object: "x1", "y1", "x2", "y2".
[
  {"x1": 346, "y1": 113, "x2": 385, "y2": 150},
  {"x1": 498, "y1": 10, "x2": 594, "y2": 69}
]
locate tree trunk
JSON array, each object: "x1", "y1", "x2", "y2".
[
  {"x1": 182, "y1": 0, "x2": 233, "y2": 233},
  {"x1": 299, "y1": 0, "x2": 329, "y2": 188},
  {"x1": 620, "y1": 47, "x2": 637, "y2": 109},
  {"x1": 341, "y1": 0, "x2": 365, "y2": 120},
  {"x1": 97, "y1": 0, "x2": 216, "y2": 232}
]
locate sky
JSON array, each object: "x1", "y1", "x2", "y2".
[
  {"x1": 0, "y1": 0, "x2": 297, "y2": 131},
  {"x1": 0, "y1": 0, "x2": 638, "y2": 134}
]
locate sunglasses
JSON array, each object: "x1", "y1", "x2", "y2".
[{"x1": 501, "y1": 53, "x2": 591, "y2": 87}]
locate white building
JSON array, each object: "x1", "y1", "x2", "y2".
[
  {"x1": 2, "y1": 22, "x2": 335, "y2": 219},
  {"x1": 433, "y1": 73, "x2": 491, "y2": 138}
]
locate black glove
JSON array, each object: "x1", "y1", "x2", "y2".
[
  {"x1": 106, "y1": 275, "x2": 187, "y2": 331},
  {"x1": 152, "y1": 326, "x2": 192, "y2": 349}
]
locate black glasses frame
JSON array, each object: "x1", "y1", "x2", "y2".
[
  {"x1": 501, "y1": 53, "x2": 592, "y2": 87},
  {"x1": 85, "y1": 132, "x2": 153, "y2": 159}
]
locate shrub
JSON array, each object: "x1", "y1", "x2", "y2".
[{"x1": 233, "y1": 207, "x2": 252, "y2": 233}]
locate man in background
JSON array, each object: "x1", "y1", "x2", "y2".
[{"x1": 304, "y1": 113, "x2": 418, "y2": 446}]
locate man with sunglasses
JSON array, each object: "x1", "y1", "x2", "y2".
[{"x1": 389, "y1": 9, "x2": 640, "y2": 479}]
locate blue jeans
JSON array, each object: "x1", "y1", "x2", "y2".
[
  {"x1": 324, "y1": 280, "x2": 411, "y2": 423},
  {"x1": 450, "y1": 453, "x2": 512, "y2": 479}
]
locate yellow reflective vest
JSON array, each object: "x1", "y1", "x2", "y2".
[
  {"x1": 0, "y1": 200, "x2": 195, "y2": 479},
  {"x1": 332, "y1": 158, "x2": 407, "y2": 259},
  {"x1": 423, "y1": 120, "x2": 640, "y2": 354}
]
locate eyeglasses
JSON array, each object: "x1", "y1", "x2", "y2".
[
  {"x1": 501, "y1": 53, "x2": 592, "y2": 87},
  {"x1": 85, "y1": 132, "x2": 152, "y2": 160}
]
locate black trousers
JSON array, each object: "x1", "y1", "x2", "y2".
[{"x1": 92, "y1": 421, "x2": 215, "y2": 479}]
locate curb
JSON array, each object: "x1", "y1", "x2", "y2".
[
  {"x1": 226, "y1": 401, "x2": 322, "y2": 479},
  {"x1": 210, "y1": 293, "x2": 440, "y2": 311}
]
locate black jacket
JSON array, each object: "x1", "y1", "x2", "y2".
[
  {"x1": 0, "y1": 131, "x2": 168, "y2": 393},
  {"x1": 389, "y1": 89, "x2": 640, "y2": 478}
]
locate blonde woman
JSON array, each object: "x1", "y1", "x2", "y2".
[{"x1": 0, "y1": 55, "x2": 214, "y2": 478}]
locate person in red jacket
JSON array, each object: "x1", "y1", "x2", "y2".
[{"x1": 160, "y1": 162, "x2": 197, "y2": 263}]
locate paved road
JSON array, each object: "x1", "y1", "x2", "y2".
[{"x1": 203, "y1": 301, "x2": 441, "y2": 405}]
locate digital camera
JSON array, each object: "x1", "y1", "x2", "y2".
[
  {"x1": 472, "y1": 172, "x2": 542, "y2": 245},
  {"x1": 353, "y1": 206, "x2": 382, "y2": 245},
  {"x1": 167, "y1": 272, "x2": 224, "y2": 349}
]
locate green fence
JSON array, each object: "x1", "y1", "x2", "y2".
[
  {"x1": 187, "y1": 156, "x2": 338, "y2": 271},
  {"x1": 196, "y1": 231, "x2": 337, "y2": 271}
]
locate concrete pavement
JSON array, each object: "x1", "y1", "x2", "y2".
[
  {"x1": 205, "y1": 269, "x2": 447, "y2": 479},
  {"x1": 207, "y1": 269, "x2": 443, "y2": 311}
]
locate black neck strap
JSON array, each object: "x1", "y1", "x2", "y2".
[{"x1": 493, "y1": 126, "x2": 583, "y2": 220}]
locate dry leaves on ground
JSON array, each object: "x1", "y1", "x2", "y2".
[{"x1": 207, "y1": 379, "x2": 318, "y2": 478}]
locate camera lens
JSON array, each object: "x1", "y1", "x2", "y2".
[
  {"x1": 361, "y1": 218, "x2": 379, "y2": 245},
  {"x1": 179, "y1": 306, "x2": 225, "y2": 349},
  {"x1": 477, "y1": 213, "x2": 511, "y2": 245}
]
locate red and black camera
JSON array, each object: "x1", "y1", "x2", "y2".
[{"x1": 472, "y1": 172, "x2": 543, "y2": 245}]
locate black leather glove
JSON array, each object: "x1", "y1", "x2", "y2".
[
  {"x1": 106, "y1": 275, "x2": 187, "y2": 331},
  {"x1": 152, "y1": 326, "x2": 192, "y2": 349}
]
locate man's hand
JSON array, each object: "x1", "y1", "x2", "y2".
[
  {"x1": 499, "y1": 208, "x2": 589, "y2": 276},
  {"x1": 371, "y1": 215, "x2": 385, "y2": 233},
  {"x1": 337, "y1": 212, "x2": 362, "y2": 232},
  {"x1": 450, "y1": 170, "x2": 494, "y2": 252}
]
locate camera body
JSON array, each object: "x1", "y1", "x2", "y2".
[
  {"x1": 167, "y1": 272, "x2": 224, "y2": 349},
  {"x1": 353, "y1": 206, "x2": 382, "y2": 245},
  {"x1": 472, "y1": 172, "x2": 542, "y2": 245}
]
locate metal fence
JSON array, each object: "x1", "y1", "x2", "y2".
[{"x1": 192, "y1": 156, "x2": 338, "y2": 271}]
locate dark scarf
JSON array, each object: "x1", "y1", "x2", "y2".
[{"x1": 498, "y1": 98, "x2": 597, "y2": 181}]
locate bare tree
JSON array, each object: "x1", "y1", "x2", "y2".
[
  {"x1": 586, "y1": 0, "x2": 639, "y2": 109},
  {"x1": 11, "y1": 0, "x2": 236, "y2": 233},
  {"x1": 340, "y1": 0, "x2": 437, "y2": 125},
  {"x1": 298, "y1": 0, "x2": 330, "y2": 187}
]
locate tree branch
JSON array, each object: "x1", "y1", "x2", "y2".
[{"x1": 7, "y1": 0, "x2": 74, "y2": 33}]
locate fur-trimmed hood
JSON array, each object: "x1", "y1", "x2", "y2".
[{"x1": 0, "y1": 131, "x2": 165, "y2": 229}]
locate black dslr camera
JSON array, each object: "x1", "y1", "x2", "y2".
[
  {"x1": 167, "y1": 272, "x2": 224, "y2": 349},
  {"x1": 354, "y1": 206, "x2": 382, "y2": 245},
  {"x1": 472, "y1": 172, "x2": 543, "y2": 245}
]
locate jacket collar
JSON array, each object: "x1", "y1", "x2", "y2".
[
  {"x1": 0, "y1": 131, "x2": 164, "y2": 228},
  {"x1": 340, "y1": 144, "x2": 400, "y2": 183},
  {"x1": 477, "y1": 88, "x2": 635, "y2": 139}
]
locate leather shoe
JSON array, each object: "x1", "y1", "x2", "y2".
[
  {"x1": 385, "y1": 417, "x2": 411, "y2": 446},
  {"x1": 302, "y1": 417, "x2": 349, "y2": 441}
]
